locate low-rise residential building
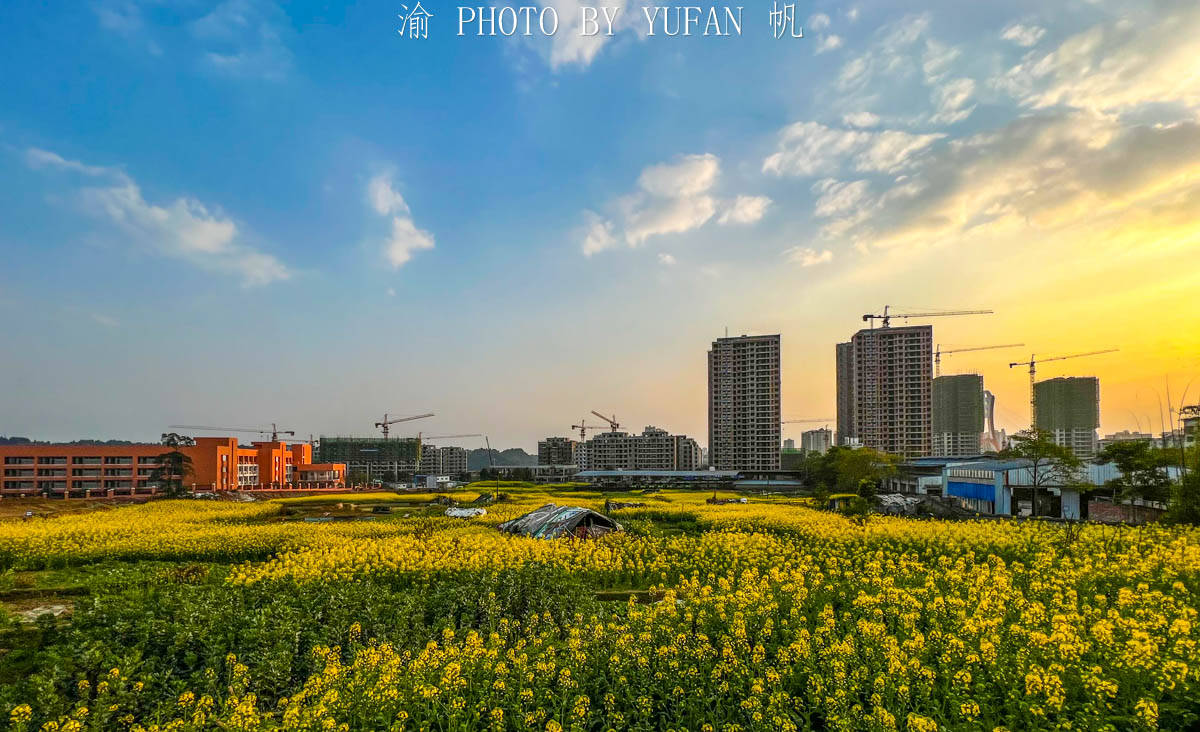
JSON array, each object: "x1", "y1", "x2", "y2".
[{"x1": 1098, "y1": 430, "x2": 1156, "y2": 451}]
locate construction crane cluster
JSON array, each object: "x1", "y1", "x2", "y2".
[
  {"x1": 935, "y1": 343, "x2": 1024, "y2": 377},
  {"x1": 374, "y1": 412, "x2": 434, "y2": 438},
  {"x1": 862, "y1": 305, "x2": 994, "y2": 329},
  {"x1": 861, "y1": 305, "x2": 1121, "y2": 429},
  {"x1": 168, "y1": 423, "x2": 295, "y2": 441}
]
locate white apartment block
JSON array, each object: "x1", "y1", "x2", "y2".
[
  {"x1": 576, "y1": 427, "x2": 702, "y2": 471},
  {"x1": 417, "y1": 445, "x2": 468, "y2": 475},
  {"x1": 801, "y1": 428, "x2": 833, "y2": 455}
]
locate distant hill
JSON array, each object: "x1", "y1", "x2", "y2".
[
  {"x1": 467, "y1": 447, "x2": 536, "y2": 471},
  {"x1": 0, "y1": 436, "x2": 139, "y2": 446}
]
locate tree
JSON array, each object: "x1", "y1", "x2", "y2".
[
  {"x1": 799, "y1": 449, "x2": 839, "y2": 493},
  {"x1": 1001, "y1": 428, "x2": 1084, "y2": 517},
  {"x1": 1166, "y1": 435, "x2": 1200, "y2": 525},
  {"x1": 1097, "y1": 440, "x2": 1172, "y2": 505},
  {"x1": 830, "y1": 447, "x2": 900, "y2": 495},
  {"x1": 152, "y1": 433, "x2": 195, "y2": 498}
]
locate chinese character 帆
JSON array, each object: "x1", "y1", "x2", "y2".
[
  {"x1": 399, "y1": 2, "x2": 433, "y2": 39},
  {"x1": 769, "y1": 2, "x2": 803, "y2": 39}
]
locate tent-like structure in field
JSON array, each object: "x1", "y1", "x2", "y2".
[{"x1": 497, "y1": 504, "x2": 623, "y2": 539}]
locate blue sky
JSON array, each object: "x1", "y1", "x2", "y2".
[{"x1": 3, "y1": 0, "x2": 1200, "y2": 448}]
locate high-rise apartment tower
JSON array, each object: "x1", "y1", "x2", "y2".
[
  {"x1": 850, "y1": 325, "x2": 933, "y2": 458},
  {"x1": 708, "y1": 334, "x2": 781, "y2": 470}
]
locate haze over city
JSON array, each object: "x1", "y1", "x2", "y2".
[{"x1": 2, "y1": 0, "x2": 1199, "y2": 448}]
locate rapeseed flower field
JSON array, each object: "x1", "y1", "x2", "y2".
[{"x1": 1, "y1": 485, "x2": 1198, "y2": 730}]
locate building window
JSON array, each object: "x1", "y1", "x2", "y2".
[
  {"x1": 104, "y1": 457, "x2": 133, "y2": 465},
  {"x1": 38, "y1": 457, "x2": 68, "y2": 465},
  {"x1": 72, "y1": 456, "x2": 103, "y2": 464},
  {"x1": 4, "y1": 457, "x2": 34, "y2": 465}
]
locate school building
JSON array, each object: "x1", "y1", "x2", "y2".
[{"x1": 0, "y1": 437, "x2": 345, "y2": 498}]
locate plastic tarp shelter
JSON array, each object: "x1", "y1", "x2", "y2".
[{"x1": 497, "y1": 504, "x2": 623, "y2": 539}]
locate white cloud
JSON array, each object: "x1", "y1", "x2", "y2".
[
  {"x1": 763, "y1": 121, "x2": 944, "y2": 177},
  {"x1": 842, "y1": 112, "x2": 881, "y2": 128},
  {"x1": 581, "y1": 153, "x2": 770, "y2": 255},
  {"x1": 930, "y1": 78, "x2": 976, "y2": 124},
  {"x1": 513, "y1": 0, "x2": 641, "y2": 71},
  {"x1": 27, "y1": 148, "x2": 290, "y2": 286},
  {"x1": 386, "y1": 287, "x2": 396, "y2": 297},
  {"x1": 812, "y1": 179, "x2": 872, "y2": 218},
  {"x1": 637, "y1": 154, "x2": 720, "y2": 198},
  {"x1": 623, "y1": 193, "x2": 718, "y2": 245},
  {"x1": 657, "y1": 253, "x2": 676, "y2": 266},
  {"x1": 837, "y1": 55, "x2": 872, "y2": 91},
  {"x1": 384, "y1": 216, "x2": 435, "y2": 268},
  {"x1": 921, "y1": 38, "x2": 960, "y2": 83},
  {"x1": 368, "y1": 174, "x2": 410, "y2": 216},
  {"x1": 90, "y1": 312, "x2": 120, "y2": 328},
  {"x1": 718, "y1": 195, "x2": 772, "y2": 224},
  {"x1": 93, "y1": 0, "x2": 143, "y2": 35},
  {"x1": 845, "y1": 7, "x2": 859, "y2": 22},
  {"x1": 810, "y1": 111, "x2": 1200, "y2": 255},
  {"x1": 1001, "y1": 23, "x2": 1046, "y2": 47},
  {"x1": 190, "y1": 0, "x2": 293, "y2": 80},
  {"x1": 367, "y1": 172, "x2": 434, "y2": 268},
  {"x1": 784, "y1": 247, "x2": 834, "y2": 266},
  {"x1": 808, "y1": 13, "x2": 831, "y2": 31},
  {"x1": 993, "y1": 2, "x2": 1200, "y2": 114},
  {"x1": 85, "y1": 183, "x2": 290, "y2": 285},
  {"x1": 816, "y1": 34, "x2": 844, "y2": 54},
  {"x1": 26, "y1": 148, "x2": 113, "y2": 177},
  {"x1": 580, "y1": 211, "x2": 617, "y2": 257}
]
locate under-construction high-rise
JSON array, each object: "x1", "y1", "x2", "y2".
[
  {"x1": 932, "y1": 374, "x2": 984, "y2": 456},
  {"x1": 835, "y1": 341, "x2": 855, "y2": 445},
  {"x1": 1034, "y1": 376, "x2": 1100, "y2": 458},
  {"x1": 708, "y1": 334, "x2": 781, "y2": 470},
  {"x1": 846, "y1": 324, "x2": 933, "y2": 458}
]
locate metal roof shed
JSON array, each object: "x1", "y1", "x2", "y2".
[{"x1": 497, "y1": 504, "x2": 623, "y2": 539}]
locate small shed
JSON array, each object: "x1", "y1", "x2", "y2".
[{"x1": 497, "y1": 504, "x2": 623, "y2": 539}]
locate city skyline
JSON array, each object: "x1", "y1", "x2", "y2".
[{"x1": 2, "y1": 0, "x2": 1199, "y2": 449}]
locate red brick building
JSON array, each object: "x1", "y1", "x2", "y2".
[{"x1": 1, "y1": 438, "x2": 345, "y2": 498}]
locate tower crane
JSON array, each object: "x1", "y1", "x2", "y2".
[
  {"x1": 374, "y1": 412, "x2": 434, "y2": 438},
  {"x1": 168, "y1": 423, "x2": 296, "y2": 441},
  {"x1": 782, "y1": 418, "x2": 834, "y2": 425},
  {"x1": 862, "y1": 305, "x2": 993, "y2": 329},
  {"x1": 1008, "y1": 349, "x2": 1118, "y2": 427},
  {"x1": 571, "y1": 420, "x2": 601, "y2": 441},
  {"x1": 935, "y1": 343, "x2": 1025, "y2": 377},
  {"x1": 590, "y1": 411, "x2": 621, "y2": 433}
]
